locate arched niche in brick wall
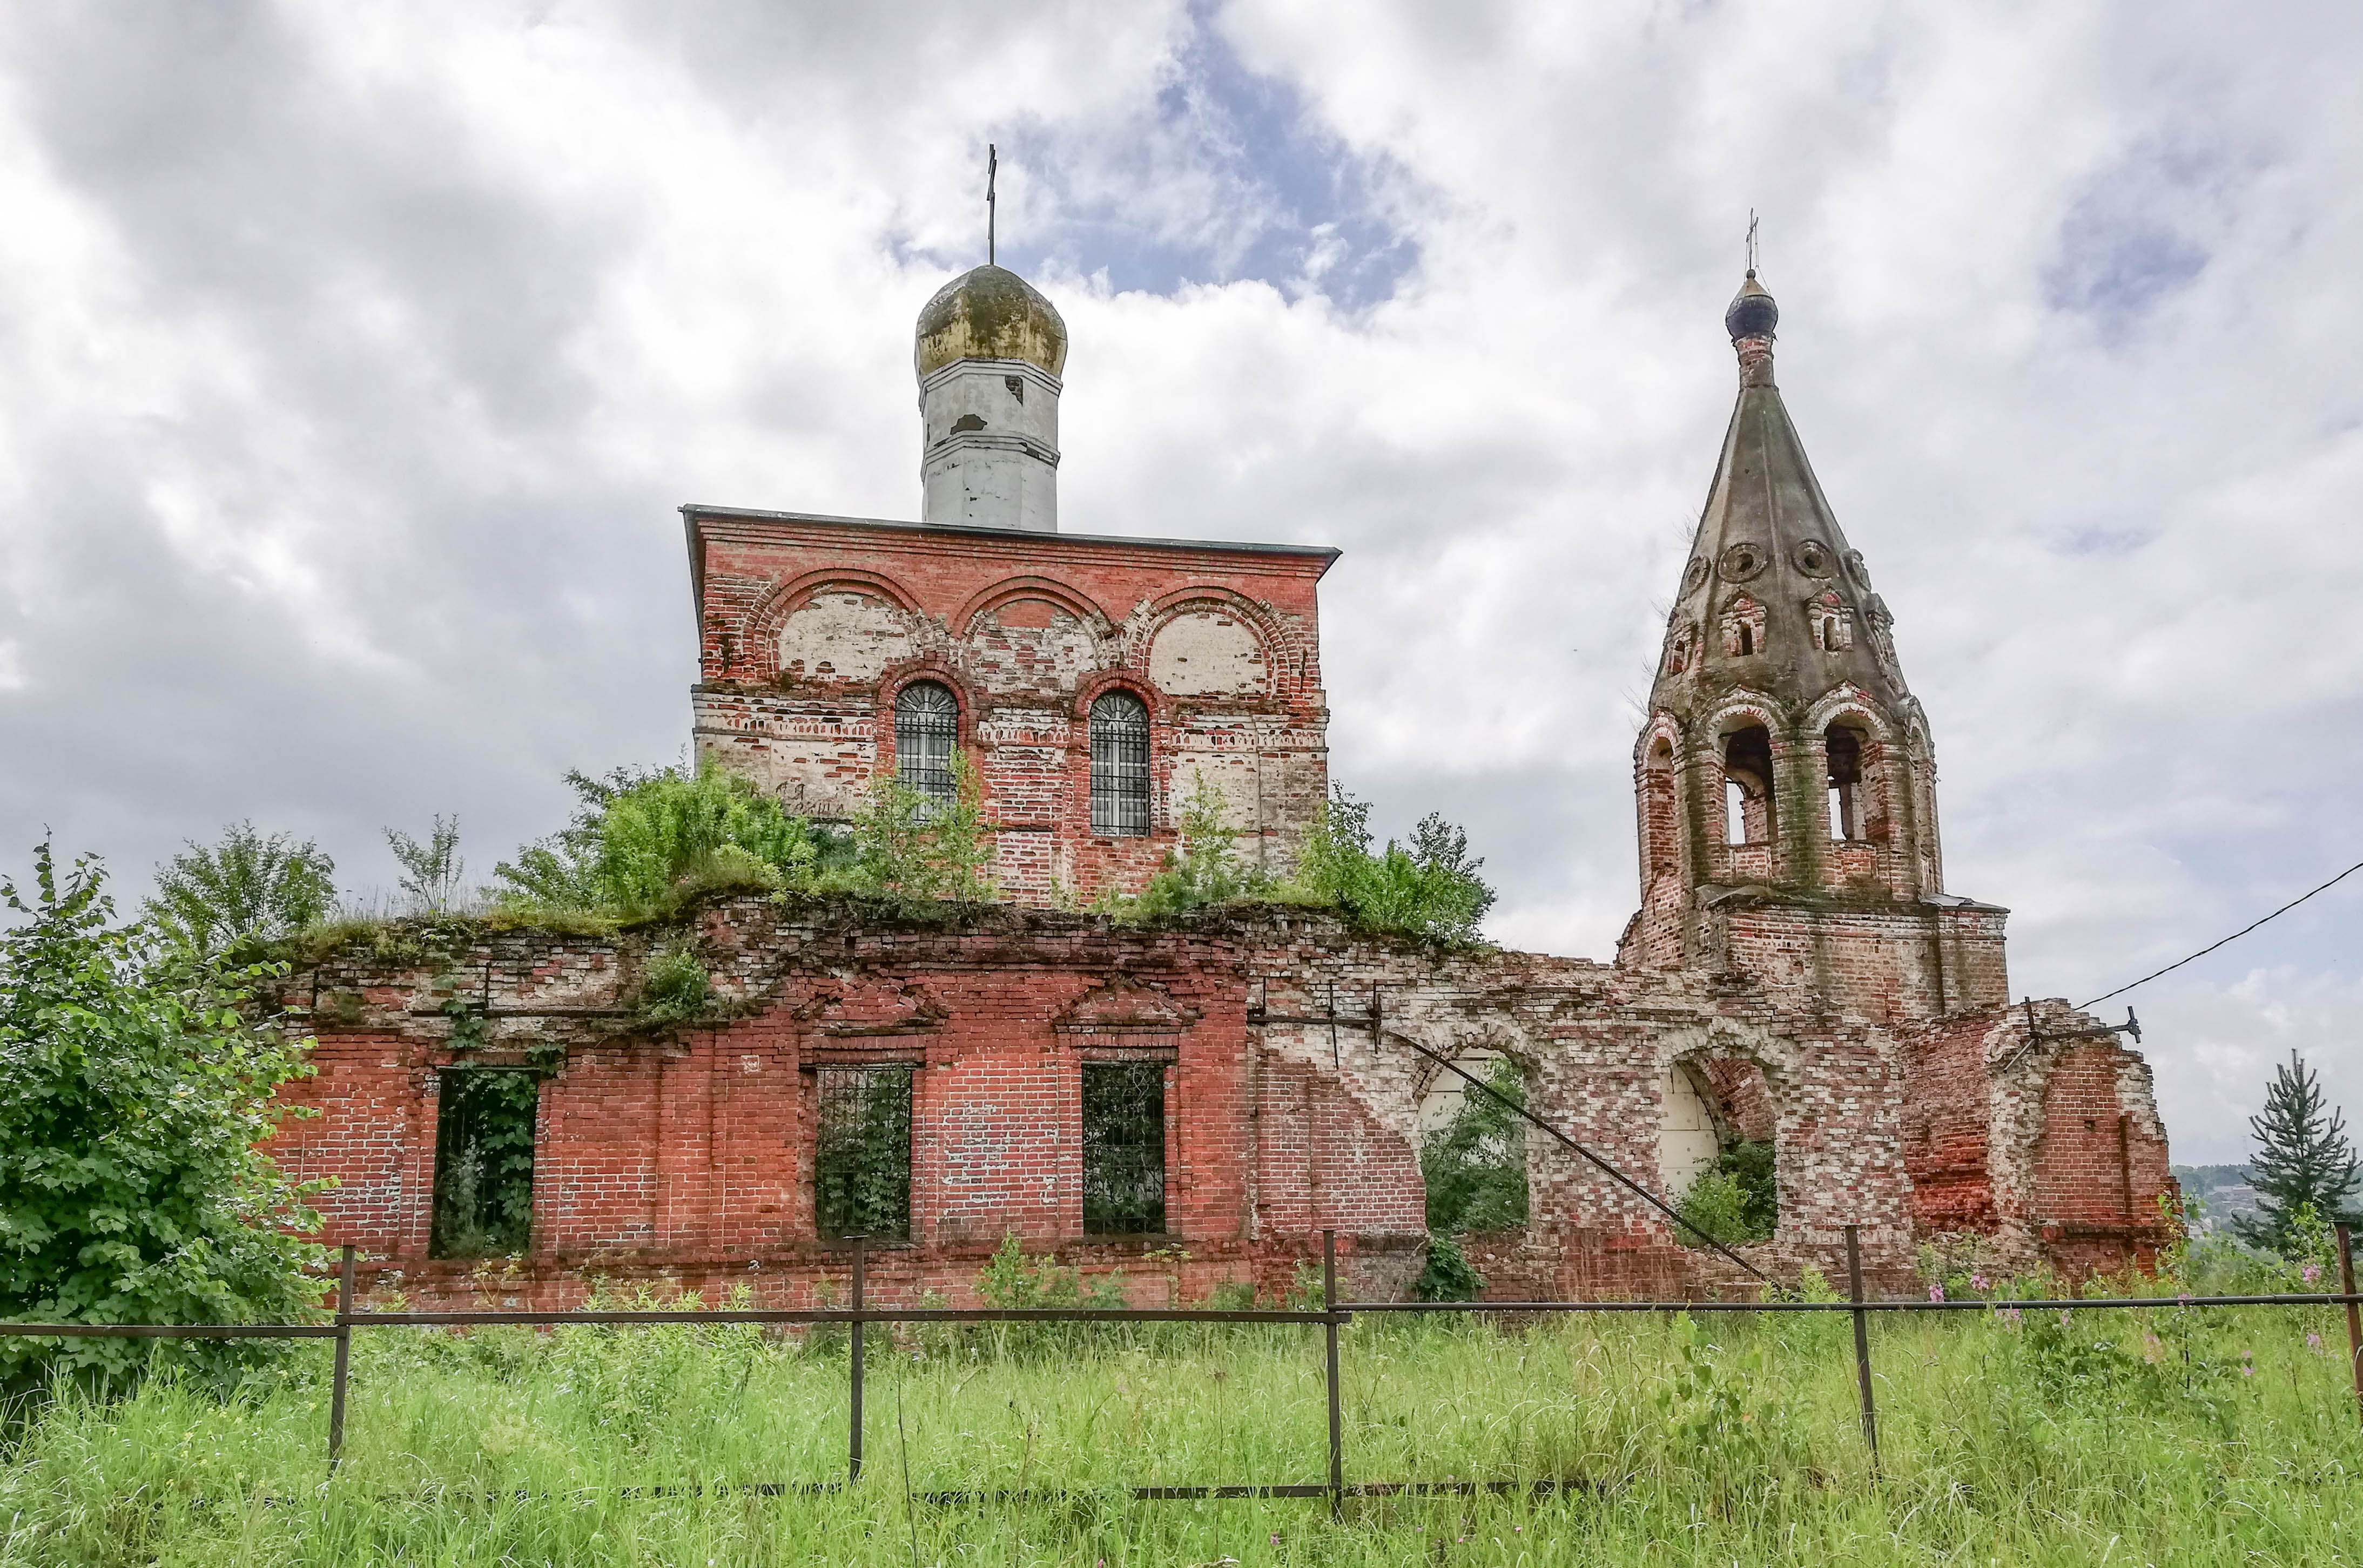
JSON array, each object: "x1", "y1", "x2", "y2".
[
  {"x1": 1148, "y1": 600, "x2": 1271, "y2": 697},
  {"x1": 777, "y1": 587, "x2": 920, "y2": 684}
]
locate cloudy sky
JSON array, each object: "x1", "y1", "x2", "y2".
[{"x1": 1, "y1": 1, "x2": 2357, "y2": 1160}]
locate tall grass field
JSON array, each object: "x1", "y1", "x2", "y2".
[{"x1": 5, "y1": 1276, "x2": 2361, "y2": 1567}]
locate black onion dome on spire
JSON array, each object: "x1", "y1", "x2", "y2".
[{"x1": 1725, "y1": 270, "x2": 1778, "y2": 340}]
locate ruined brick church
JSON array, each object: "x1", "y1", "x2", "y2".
[{"x1": 273, "y1": 260, "x2": 2177, "y2": 1306}]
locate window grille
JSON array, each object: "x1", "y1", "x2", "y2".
[
  {"x1": 1089, "y1": 690, "x2": 1151, "y2": 835},
  {"x1": 429, "y1": 1069, "x2": 540, "y2": 1259},
  {"x1": 814, "y1": 1064, "x2": 913, "y2": 1241},
  {"x1": 1081, "y1": 1060, "x2": 1167, "y2": 1234},
  {"x1": 894, "y1": 682, "x2": 959, "y2": 805}
]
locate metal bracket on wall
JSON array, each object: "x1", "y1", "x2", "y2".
[{"x1": 1999, "y1": 998, "x2": 2141, "y2": 1075}]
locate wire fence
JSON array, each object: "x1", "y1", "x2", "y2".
[{"x1": 7, "y1": 1225, "x2": 2362, "y2": 1515}]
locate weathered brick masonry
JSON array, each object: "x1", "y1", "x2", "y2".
[
  {"x1": 262, "y1": 260, "x2": 2178, "y2": 1307},
  {"x1": 685, "y1": 508, "x2": 1334, "y2": 907},
  {"x1": 268, "y1": 898, "x2": 2172, "y2": 1309}
]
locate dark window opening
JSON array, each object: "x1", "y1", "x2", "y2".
[
  {"x1": 1738, "y1": 623, "x2": 1754, "y2": 655},
  {"x1": 894, "y1": 682, "x2": 960, "y2": 804},
  {"x1": 815, "y1": 1064, "x2": 913, "y2": 1241},
  {"x1": 951, "y1": 413, "x2": 986, "y2": 432},
  {"x1": 430, "y1": 1070, "x2": 540, "y2": 1259},
  {"x1": 1089, "y1": 690, "x2": 1152, "y2": 835},
  {"x1": 1722, "y1": 725, "x2": 1775, "y2": 846},
  {"x1": 1003, "y1": 375, "x2": 1024, "y2": 402},
  {"x1": 1826, "y1": 724, "x2": 1863, "y2": 841},
  {"x1": 1082, "y1": 1060, "x2": 1167, "y2": 1234}
]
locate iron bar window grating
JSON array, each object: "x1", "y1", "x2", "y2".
[
  {"x1": 814, "y1": 1064, "x2": 913, "y2": 1241},
  {"x1": 894, "y1": 682, "x2": 959, "y2": 804},
  {"x1": 1082, "y1": 1059, "x2": 1166, "y2": 1234},
  {"x1": 1089, "y1": 691, "x2": 1150, "y2": 835},
  {"x1": 428, "y1": 1069, "x2": 539, "y2": 1260}
]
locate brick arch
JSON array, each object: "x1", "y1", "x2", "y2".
[
  {"x1": 952, "y1": 576, "x2": 1115, "y2": 637},
  {"x1": 746, "y1": 567, "x2": 924, "y2": 640},
  {"x1": 1142, "y1": 589, "x2": 1284, "y2": 698},
  {"x1": 1071, "y1": 670, "x2": 1169, "y2": 724},
  {"x1": 1803, "y1": 685, "x2": 1895, "y2": 740},
  {"x1": 741, "y1": 569, "x2": 927, "y2": 685},
  {"x1": 875, "y1": 661, "x2": 985, "y2": 759}
]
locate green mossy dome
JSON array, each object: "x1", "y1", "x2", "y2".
[{"x1": 915, "y1": 265, "x2": 1068, "y2": 379}]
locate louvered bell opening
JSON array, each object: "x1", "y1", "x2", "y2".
[
  {"x1": 1089, "y1": 691, "x2": 1151, "y2": 836},
  {"x1": 894, "y1": 682, "x2": 960, "y2": 804}
]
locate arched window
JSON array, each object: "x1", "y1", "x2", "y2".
[
  {"x1": 1089, "y1": 690, "x2": 1151, "y2": 835},
  {"x1": 894, "y1": 681, "x2": 959, "y2": 803},
  {"x1": 1722, "y1": 725, "x2": 1775, "y2": 846},
  {"x1": 1826, "y1": 723, "x2": 1866, "y2": 840}
]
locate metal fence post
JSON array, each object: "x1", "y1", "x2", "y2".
[
  {"x1": 1844, "y1": 1225, "x2": 1879, "y2": 1472},
  {"x1": 849, "y1": 1236, "x2": 867, "y2": 1482},
  {"x1": 327, "y1": 1243, "x2": 355, "y2": 1475},
  {"x1": 2338, "y1": 1224, "x2": 2362, "y2": 1426},
  {"x1": 1323, "y1": 1228, "x2": 1343, "y2": 1519}
]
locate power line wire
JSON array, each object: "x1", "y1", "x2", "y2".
[{"x1": 2079, "y1": 856, "x2": 2363, "y2": 1010}]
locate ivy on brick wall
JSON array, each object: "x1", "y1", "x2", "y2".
[
  {"x1": 814, "y1": 1065, "x2": 912, "y2": 1241},
  {"x1": 1081, "y1": 1060, "x2": 1167, "y2": 1235},
  {"x1": 428, "y1": 1069, "x2": 540, "y2": 1259}
]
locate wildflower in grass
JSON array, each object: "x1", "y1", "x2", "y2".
[
  {"x1": 2308, "y1": 1332, "x2": 2325, "y2": 1354},
  {"x1": 1929, "y1": 1283, "x2": 1945, "y2": 1302},
  {"x1": 2059, "y1": 1310, "x2": 2072, "y2": 1327},
  {"x1": 1970, "y1": 1272, "x2": 1989, "y2": 1293},
  {"x1": 2003, "y1": 1307, "x2": 2021, "y2": 1326},
  {"x1": 2304, "y1": 1263, "x2": 2321, "y2": 1284}
]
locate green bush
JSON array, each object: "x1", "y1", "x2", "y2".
[
  {"x1": 1421, "y1": 1058, "x2": 1530, "y2": 1234},
  {"x1": 1115, "y1": 773, "x2": 1265, "y2": 917},
  {"x1": 635, "y1": 941, "x2": 714, "y2": 1023},
  {"x1": 495, "y1": 763, "x2": 823, "y2": 917},
  {"x1": 144, "y1": 822, "x2": 336, "y2": 956},
  {"x1": 1411, "y1": 1232, "x2": 1486, "y2": 1301},
  {"x1": 1292, "y1": 787, "x2": 1494, "y2": 944},
  {"x1": 0, "y1": 844, "x2": 328, "y2": 1394},
  {"x1": 1673, "y1": 1139, "x2": 1778, "y2": 1248}
]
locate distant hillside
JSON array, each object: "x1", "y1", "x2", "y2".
[{"x1": 2175, "y1": 1163, "x2": 2259, "y2": 1234}]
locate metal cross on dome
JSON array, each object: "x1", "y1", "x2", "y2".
[
  {"x1": 987, "y1": 143, "x2": 997, "y2": 267},
  {"x1": 1746, "y1": 209, "x2": 1759, "y2": 275}
]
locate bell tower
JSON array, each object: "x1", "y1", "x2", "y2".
[{"x1": 1624, "y1": 270, "x2": 2004, "y2": 1019}]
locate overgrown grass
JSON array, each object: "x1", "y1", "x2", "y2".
[{"x1": 6, "y1": 1282, "x2": 2362, "y2": 1566}]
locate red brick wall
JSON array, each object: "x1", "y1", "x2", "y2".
[
  {"x1": 264, "y1": 900, "x2": 2170, "y2": 1309},
  {"x1": 685, "y1": 509, "x2": 1334, "y2": 903}
]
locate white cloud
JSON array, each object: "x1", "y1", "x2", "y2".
[{"x1": 0, "y1": 0, "x2": 2357, "y2": 1159}]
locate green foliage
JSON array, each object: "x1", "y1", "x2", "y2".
[
  {"x1": 1420, "y1": 1057, "x2": 1530, "y2": 1234},
  {"x1": 836, "y1": 754, "x2": 998, "y2": 905},
  {"x1": 635, "y1": 941, "x2": 715, "y2": 1023},
  {"x1": 1674, "y1": 1138, "x2": 1779, "y2": 1248},
  {"x1": 1292, "y1": 786, "x2": 1495, "y2": 944},
  {"x1": 0, "y1": 843, "x2": 327, "y2": 1393},
  {"x1": 1410, "y1": 1231, "x2": 1486, "y2": 1301},
  {"x1": 427, "y1": 1070, "x2": 538, "y2": 1259},
  {"x1": 813, "y1": 1066, "x2": 912, "y2": 1241},
  {"x1": 971, "y1": 1233, "x2": 1128, "y2": 1357},
  {"x1": 2235, "y1": 1049, "x2": 2360, "y2": 1250},
  {"x1": 6, "y1": 1286, "x2": 2363, "y2": 1562},
  {"x1": 495, "y1": 764, "x2": 824, "y2": 918},
  {"x1": 386, "y1": 814, "x2": 469, "y2": 915},
  {"x1": 1116, "y1": 772, "x2": 1268, "y2": 917},
  {"x1": 1655, "y1": 1312, "x2": 1801, "y2": 1510},
  {"x1": 143, "y1": 822, "x2": 336, "y2": 956}
]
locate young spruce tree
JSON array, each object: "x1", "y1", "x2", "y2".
[{"x1": 2234, "y1": 1049, "x2": 2361, "y2": 1252}]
